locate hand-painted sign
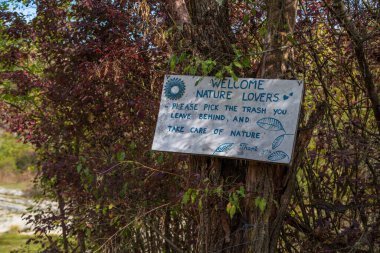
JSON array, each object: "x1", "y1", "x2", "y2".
[{"x1": 152, "y1": 75, "x2": 304, "y2": 164}]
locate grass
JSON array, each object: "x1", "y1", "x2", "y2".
[
  {"x1": 0, "y1": 132, "x2": 39, "y2": 252},
  {"x1": 0, "y1": 131, "x2": 36, "y2": 193},
  {"x1": 0, "y1": 231, "x2": 41, "y2": 253}
]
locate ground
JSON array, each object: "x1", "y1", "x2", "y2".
[{"x1": 0, "y1": 231, "x2": 40, "y2": 253}]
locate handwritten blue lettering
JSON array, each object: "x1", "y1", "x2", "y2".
[
  {"x1": 230, "y1": 130, "x2": 261, "y2": 138},
  {"x1": 242, "y1": 106, "x2": 266, "y2": 114},
  {"x1": 210, "y1": 79, "x2": 265, "y2": 90},
  {"x1": 224, "y1": 105, "x2": 238, "y2": 111},
  {"x1": 203, "y1": 104, "x2": 219, "y2": 111},
  {"x1": 170, "y1": 112, "x2": 191, "y2": 119},
  {"x1": 213, "y1": 129, "x2": 224, "y2": 135},
  {"x1": 168, "y1": 125, "x2": 185, "y2": 133},
  {"x1": 233, "y1": 116, "x2": 250, "y2": 123},
  {"x1": 242, "y1": 92, "x2": 279, "y2": 102},
  {"x1": 273, "y1": 109, "x2": 287, "y2": 115},
  {"x1": 196, "y1": 89, "x2": 232, "y2": 100},
  {"x1": 198, "y1": 114, "x2": 226, "y2": 121},
  {"x1": 190, "y1": 127, "x2": 207, "y2": 134},
  {"x1": 172, "y1": 103, "x2": 198, "y2": 111},
  {"x1": 239, "y1": 143, "x2": 258, "y2": 152}
]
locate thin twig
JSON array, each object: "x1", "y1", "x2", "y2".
[
  {"x1": 94, "y1": 202, "x2": 171, "y2": 252},
  {"x1": 149, "y1": 224, "x2": 185, "y2": 253}
]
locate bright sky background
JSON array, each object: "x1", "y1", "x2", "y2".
[{"x1": 1, "y1": 0, "x2": 36, "y2": 20}]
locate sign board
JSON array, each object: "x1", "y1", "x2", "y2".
[{"x1": 152, "y1": 75, "x2": 304, "y2": 164}]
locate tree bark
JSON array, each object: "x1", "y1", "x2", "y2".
[
  {"x1": 245, "y1": 1, "x2": 298, "y2": 252},
  {"x1": 57, "y1": 188, "x2": 69, "y2": 253},
  {"x1": 165, "y1": 1, "x2": 304, "y2": 252},
  {"x1": 165, "y1": 1, "x2": 240, "y2": 252},
  {"x1": 165, "y1": 0, "x2": 234, "y2": 61}
]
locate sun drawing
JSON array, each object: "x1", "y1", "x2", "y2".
[{"x1": 164, "y1": 77, "x2": 186, "y2": 100}]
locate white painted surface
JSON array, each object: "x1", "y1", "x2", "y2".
[{"x1": 152, "y1": 75, "x2": 303, "y2": 164}]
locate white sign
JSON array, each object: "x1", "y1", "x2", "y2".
[{"x1": 152, "y1": 75, "x2": 304, "y2": 164}]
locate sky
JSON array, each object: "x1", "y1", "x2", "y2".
[{"x1": 1, "y1": 0, "x2": 36, "y2": 20}]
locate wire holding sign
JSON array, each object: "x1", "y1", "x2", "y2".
[{"x1": 152, "y1": 75, "x2": 304, "y2": 164}]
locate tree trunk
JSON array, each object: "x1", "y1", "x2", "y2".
[
  {"x1": 245, "y1": 1, "x2": 298, "y2": 252},
  {"x1": 57, "y1": 188, "x2": 69, "y2": 253},
  {"x1": 166, "y1": 1, "x2": 300, "y2": 252},
  {"x1": 165, "y1": 1, "x2": 240, "y2": 252}
]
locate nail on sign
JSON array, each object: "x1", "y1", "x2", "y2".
[{"x1": 152, "y1": 75, "x2": 304, "y2": 164}]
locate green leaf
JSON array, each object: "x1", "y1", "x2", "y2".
[
  {"x1": 232, "y1": 45, "x2": 242, "y2": 57},
  {"x1": 255, "y1": 197, "x2": 267, "y2": 212},
  {"x1": 287, "y1": 34, "x2": 297, "y2": 44},
  {"x1": 129, "y1": 142, "x2": 137, "y2": 150},
  {"x1": 189, "y1": 66, "x2": 197, "y2": 75},
  {"x1": 178, "y1": 52, "x2": 187, "y2": 63},
  {"x1": 201, "y1": 59, "x2": 216, "y2": 75},
  {"x1": 76, "y1": 163, "x2": 82, "y2": 173},
  {"x1": 243, "y1": 14, "x2": 249, "y2": 24},
  {"x1": 237, "y1": 186, "x2": 245, "y2": 197},
  {"x1": 226, "y1": 202, "x2": 236, "y2": 219},
  {"x1": 259, "y1": 26, "x2": 267, "y2": 37},
  {"x1": 230, "y1": 205, "x2": 236, "y2": 218},
  {"x1": 233, "y1": 61, "x2": 243, "y2": 69},
  {"x1": 225, "y1": 65, "x2": 238, "y2": 81},
  {"x1": 232, "y1": 192, "x2": 239, "y2": 204},
  {"x1": 214, "y1": 186, "x2": 223, "y2": 197},
  {"x1": 191, "y1": 190, "x2": 198, "y2": 204},
  {"x1": 182, "y1": 189, "x2": 192, "y2": 204},
  {"x1": 241, "y1": 57, "x2": 251, "y2": 67},
  {"x1": 201, "y1": 62, "x2": 208, "y2": 75},
  {"x1": 157, "y1": 153, "x2": 164, "y2": 164},
  {"x1": 116, "y1": 151, "x2": 126, "y2": 162},
  {"x1": 215, "y1": 70, "x2": 224, "y2": 80},
  {"x1": 198, "y1": 198, "x2": 203, "y2": 211},
  {"x1": 169, "y1": 55, "x2": 177, "y2": 71},
  {"x1": 184, "y1": 64, "x2": 197, "y2": 75}
]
